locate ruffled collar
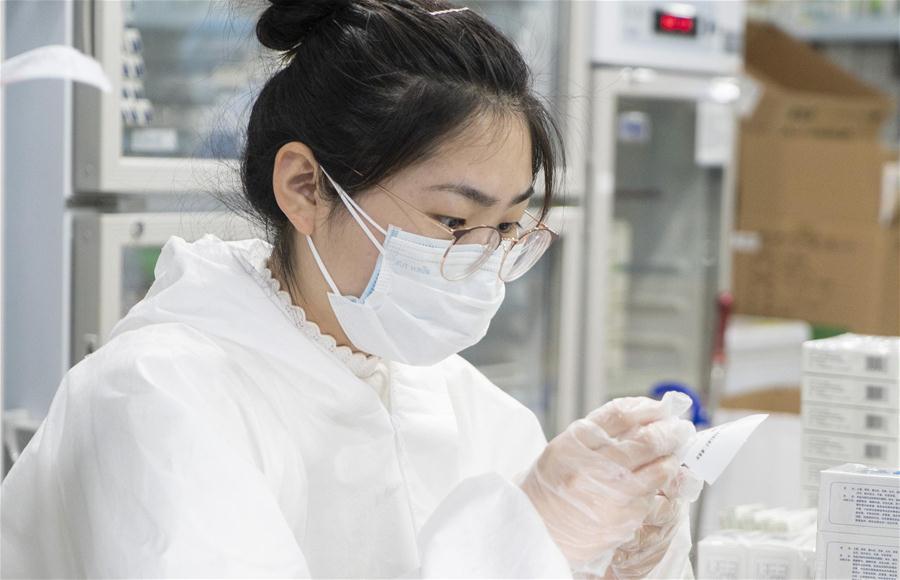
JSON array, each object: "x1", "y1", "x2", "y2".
[{"x1": 241, "y1": 240, "x2": 381, "y2": 379}]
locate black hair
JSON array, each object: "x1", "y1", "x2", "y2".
[{"x1": 242, "y1": 0, "x2": 565, "y2": 287}]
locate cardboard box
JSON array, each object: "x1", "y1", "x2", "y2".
[
  {"x1": 743, "y1": 22, "x2": 893, "y2": 141},
  {"x1": 802, "y1": 403, "x2": 899, "y2": 438},
  {"x1": 719, "y1": 386, "x2": 801, "y2": 414},
  {"x1": 738, "y1": 133, "x2": 887, "y2": 226},
  {"x1": 802, "y1": 374, "x2": 900, "y2": 411},
  {"x1": 741, "y1": 22, "x2": 893, "y2": 205},
  {"x1": 733, "y1": 23, "x2": 899, "y2": 334},
  {"x1": 817, "y1": 464, "x2": 900, "y2": 537},
  {"x1": 732, "y1": 221, "x2": 900, "y2": 335},
  {"x1": 803, "y1": 334, "x2": 900, "y2": 381},
  {"x1": 803, "y1": 431, "x2": 899, "y2": 468}
]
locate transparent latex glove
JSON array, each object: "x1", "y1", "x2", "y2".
[
  {"x1": 602, "y1": 467, "x2": 703, "y2": 579},
  {"x1": 519, "y1": 392, "x2": 696, "y2": 575}
]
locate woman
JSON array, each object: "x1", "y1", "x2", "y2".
[{"x1": 1, "y1": 1, "x2": 700, "y2": 577}]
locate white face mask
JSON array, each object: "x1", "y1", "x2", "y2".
[{"x1": 305, "y1": 169, "x2": 507, "y2": 365}]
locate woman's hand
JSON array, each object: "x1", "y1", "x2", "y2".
[
  {"x1": 603, "y1": 467, "x2": 703, "y2": 579},
  {"x1": 518, "y1": 393, "x2": 696, "y2": 575}
]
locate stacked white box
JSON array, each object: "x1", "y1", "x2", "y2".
[
  {"x1": 801, "y1": 335, "x2": 900, "y2": 505},
  {"x1": 803, "y1": 374, "x2": 899, "y2": 410},
  {"x1": 698, "y1": 529, "x2": 817, "y2": 579},
  {"x1": 803, "y1": 335, "x2": 899, "y2": 380},
  {"x1": 699, "y1": 504, "x2": 820, "y2": 579},
  {"x1": 815, "y1": 464, "x2": 900, "y2": 580}
]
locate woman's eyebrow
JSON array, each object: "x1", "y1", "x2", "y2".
[
  {"x1": 426, "y1": 183, "x2": 534, "y2": 207},
  {"x1": 511, "y1": 185, "x2": 535, "y2": 206}
]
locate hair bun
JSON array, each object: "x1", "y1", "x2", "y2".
[{"x1": 257, "y1": 0, "x2": 354, "y2": 53}]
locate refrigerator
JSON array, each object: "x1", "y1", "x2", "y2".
[{"x1": 583, "y1": 1, "x2": 745, "y2": 411}]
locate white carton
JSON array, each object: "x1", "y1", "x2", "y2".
[
  {"x1": 802, "y1": 403, "x2": 899, "y2": 438},
  {"x1": 697, "y1": 533, "x2": 747, "y2": 579},
  {"x1": 802, "y1": 334, "x2": 900, "y2": 381},
  {"x1": 817, "y1": 464, "x2": 900, "y2": 537},
  {"x1": 802, "y1": 374, "x2": 899, "y2": 411},
  {"x1": 748, "y1": 542, "x2": 810, "y2": 580},
  {"x1": 815, "y1": 464, "x2": 900, "y2": 579},
  {"x1": 803, "y1": 432, "x2": 899, "y2": 468},
  {"x1": 698, "y1": 530, "x2": 816, "y2": 580},
  {"x1": 815, "y1": 532, "x2": 899, "y2": 579},
  {"x1": 725, "y1": 315, "x2": 811, "y2": 395}
]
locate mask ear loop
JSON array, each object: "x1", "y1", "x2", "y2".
[
  {"x1": 305, "y1": 236, "x2": 342, "y2": 295},
  {"x1": 320, "y1": 167, "x2": 386, "y2": 253},
  {"x1": 305, "y1": 166, "x2": 388, "y2": 296}
]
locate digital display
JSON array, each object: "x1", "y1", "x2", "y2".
[{"x1": 654, "y1": 10, "x2": 697, "y2": 36}]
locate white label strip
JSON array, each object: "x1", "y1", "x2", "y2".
[{"x1": 680, "y1": 413, "x2": 769, "y2": 484}]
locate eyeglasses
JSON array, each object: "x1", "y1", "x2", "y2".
[{"x1": 371, "y1": 182, "x2": 558, "y2": 282}]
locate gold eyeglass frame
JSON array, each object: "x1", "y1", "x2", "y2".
[{"x1": 370, "y1": 181, "x2": 559, "y2": 282}]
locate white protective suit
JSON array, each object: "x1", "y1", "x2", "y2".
[{"x1": 1, "y1": 235, "x2": 692, "y2": 578}]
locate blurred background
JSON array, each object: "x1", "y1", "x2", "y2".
[{"x1": 1, "y1": 1, "x2": 898, "y2": 576}]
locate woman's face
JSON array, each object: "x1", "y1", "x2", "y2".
[{"x1": 310, "y1": 113, "x2": 535, "y2": 298}]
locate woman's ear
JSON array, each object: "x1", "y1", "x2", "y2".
[{"x1": 272, "y1": 141, "x2": 322, "y2": 236}]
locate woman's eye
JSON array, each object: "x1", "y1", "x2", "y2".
[
  {"x1": 497, "y1": 222, "x2": 521, "y2": 236},
  {"x1": 436, "y1": 215, "x2": 466, "y2": 230}
]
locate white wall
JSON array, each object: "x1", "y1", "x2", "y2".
[
  {"x1": 0, "y1": 0, "x2": 6, "y2": 476},
  {"x1": 2, "y1": 0, "x2": 72, "y2": 419}
]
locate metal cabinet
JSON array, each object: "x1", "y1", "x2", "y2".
[
  {"x1": 70, "y1": 211, "x2": 260, "y2": 364},
  {"x1": 73, "y1": 0, "x2": 266, "y2": 193}
]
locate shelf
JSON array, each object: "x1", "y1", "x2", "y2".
[{"x1": 785, "y1": 18, "x2": 899, "y2": 43}]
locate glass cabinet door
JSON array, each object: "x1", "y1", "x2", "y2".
[
  {"x1": 606, "y1": 96, "x2": 724, "y2": 399},
  {"x1": 121, "y1": 0, "x2": 263, "y2": 159},
  {"x1": 74, "y1": 0, "x2": 267, "y2": 192}
]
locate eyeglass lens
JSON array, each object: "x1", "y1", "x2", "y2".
[{"x1": 440, "y1": 226, "x2": 553, "y2": 282}]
